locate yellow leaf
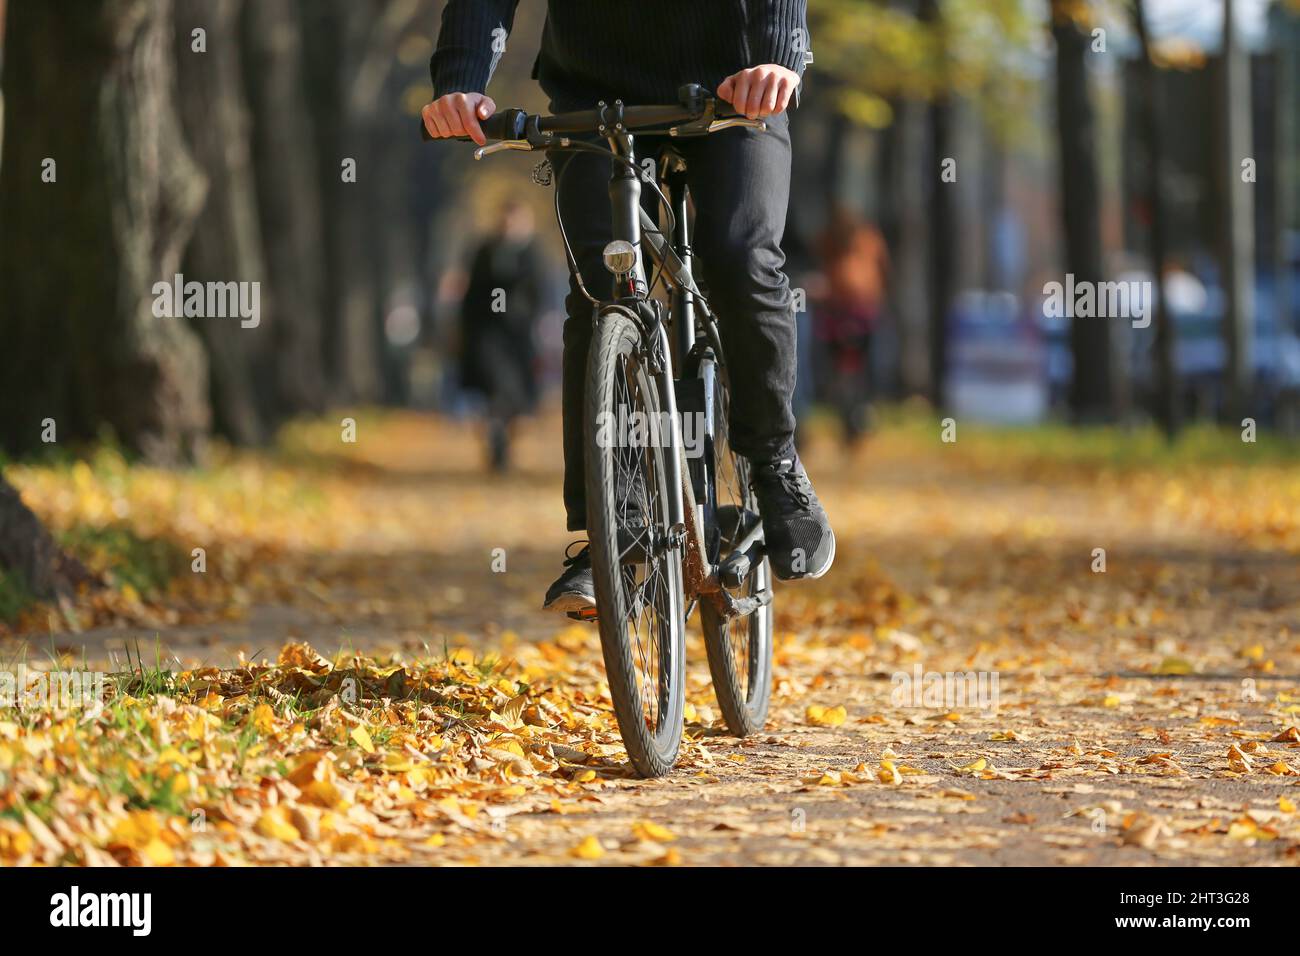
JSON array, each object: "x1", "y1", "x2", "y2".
[
  {"x1": 805, "y1": 704, "x2": 847, "y2": 727},
  {"x1": 350, "y1": 726, "x2": 376, "y2": 754},
  {"x1": 632, "y1": 820, "x2": 676, "y2": 843},
  {"x1": 1200, "y1": 716, "x2": 1240, "y2": 727},
  {"x1": 1279, "y1": 797, "x2": 1296, "y2": 814},
  {"x1": 142, "y1": 838, "x2": 175, "y2": 866},
  {"x1": 256, "y1": 809, "x2": 301, "y2": 842},
  {"x1": 570, "y1": 835, "x2": 604, "y2": 859},
  {"x1": 111, "y1": 810, "x2": 161, "y2": 850},
  {"x1": 1227, "y1": 817, "x2": 1275, "y2": 841},
  {"x1": 804, "y1": 770, "x2": 841, "y2": 786},
  {"x1": 250, "y1": 703, "x2": 276, "y2": 734},
  {"x1": 301, "y1": 779, "x2": 344, "y2": 809}
]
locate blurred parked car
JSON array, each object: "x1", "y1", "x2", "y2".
[
  {"x1": 946, "y1": 290, "x2": 1049, "y2": 424},
  {"x1": 1037, "y1": 240, "x2": 1300, "y2": 426}
]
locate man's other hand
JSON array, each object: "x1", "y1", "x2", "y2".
[
  {"x1": 717, "y1": 64, "x2": 800, "y2": 120},
  {"x1": 421, "y1": 92, "x2": 497, "y2": 146}
]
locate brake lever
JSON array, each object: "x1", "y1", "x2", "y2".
[
  {"x1": 667, "y1": 112, "x2": 768, "y2": 137},
  {"x1": 473, "y1": 140, "x2": 534, "y2": 160},
  {"x1": 705, "y1": 117, "x2": 768, "y2": 133}
]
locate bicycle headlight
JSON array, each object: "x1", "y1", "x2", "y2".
[{"x1": 601, "y1": 240, "x2": 637, "y2": 276}]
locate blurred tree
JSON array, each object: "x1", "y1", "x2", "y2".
[
  {"x1": 175, "y1": 0, "x2": 270, "y2": 445},
  {"x1": 1051, "y1": 0, "x2": 1113, "y2": 422},
  {"x1": 242, "y1": 0, "x2": 328, "y2": 416},
  {"x1": 1219, "y1": 0, "x2": 1255, "y2": 421},
  {"x1": 0, "y1": 476, "x2": 97, "y2": 606},
  {"x1": 921, "y1": 0, "x2": 955, "y2": 409},
  {"x1": 299, "y1": 0, "x2": 432, "y2": 406},
  {"x1": 297, "y1": 0, "x2": 352, "y2": 399},
  {"x1": 1274, "y1": 0, "x2": 1300, "y2": 344},
  {"x1": 0, "y1": 0, "x2": 211, "y2": 462},
  {"x1": 1132, "y1": 0, "x2": 1180, "y2": 437}
]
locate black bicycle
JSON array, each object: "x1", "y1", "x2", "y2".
[{"x1": 423, "y1": 84, "x2": 774, "y2": 776}]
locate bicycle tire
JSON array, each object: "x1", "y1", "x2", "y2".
[
  {"x1": 696, "y1": 352, "x2": 774, "y2": 737},
  {"x1": 585, "y1": 307, "x2": 686, "y2": 777}
]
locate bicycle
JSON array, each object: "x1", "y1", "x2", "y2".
[{"x1": 423, "y1": 84, "x2": 775, "y2": 777}]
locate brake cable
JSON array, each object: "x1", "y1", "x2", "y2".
[{"x1": 544, "y1": 137, "x2": 694, "y2": 311}]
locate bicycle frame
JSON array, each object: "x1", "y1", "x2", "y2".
[{"x1": 596, "y1": 129, "x2": 759, "y2": 613}]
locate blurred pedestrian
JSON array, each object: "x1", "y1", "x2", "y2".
[
  {"x1": 459, "y1": 200, "x2": 545, "y2": 471},
  {"x1": 815, "y1": 208, "x2": 890, "y2": 445}
]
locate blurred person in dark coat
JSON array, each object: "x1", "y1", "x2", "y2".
[
  {"x1": 815, "y1": 208, "x2": 890, "y2": 445},
  {"x1": 460, "y1": 200, "x2": 545, "y2": 471}
]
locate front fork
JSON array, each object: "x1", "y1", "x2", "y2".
[{"x1": 606, "y1": 132, "x2": 687, "y2": 545}]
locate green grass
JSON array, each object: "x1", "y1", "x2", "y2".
[
  {"x1": 862, "y1": 403, "x2": 1300, "y2": 470},
  {"x1": 58, "y1": 525, "x2": 188, "y2": 597}
]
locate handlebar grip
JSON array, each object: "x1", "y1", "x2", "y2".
[{"x1": 418, "y1": 108, "x2": 528, "y2": 143}]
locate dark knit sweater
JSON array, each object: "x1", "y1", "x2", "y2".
[{"x1": 430, "y1": 1, "x2": 809, "y2": 109}]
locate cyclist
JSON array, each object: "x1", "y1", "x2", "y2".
[{"x1": 421, "y1": 1, "x2": 835, "y2": 615}]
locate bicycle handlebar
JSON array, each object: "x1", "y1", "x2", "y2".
[{"x1": 418, "y1": 84, "x2": 749, "y2": 145}]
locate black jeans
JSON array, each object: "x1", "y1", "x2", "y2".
[{"x1": 555, "y1": 111, "x2": 797, "y2": 531}]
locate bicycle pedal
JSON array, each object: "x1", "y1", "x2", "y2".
[{"x1": 567, "y1": 607, "x2": 599, "y2": 623}]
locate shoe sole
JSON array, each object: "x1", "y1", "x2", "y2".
[{"x1": 542, "y1": 591, "x2": 597, "y2": 615}]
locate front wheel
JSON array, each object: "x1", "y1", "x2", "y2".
[{"x1": 585, "y1": 307, "x2": 686, "y2": 777}]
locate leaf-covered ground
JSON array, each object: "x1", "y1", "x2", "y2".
[{"x1": 2, "y1": 411, "x2": 1299, "y2": 865}]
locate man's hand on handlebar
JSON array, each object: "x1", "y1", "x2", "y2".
[
  {"x1": 422, "y1": 92, "x2": 497, "y2": 146},
  {"x1": 717, "y1": 64, "x2": 799, "y2": 120}
]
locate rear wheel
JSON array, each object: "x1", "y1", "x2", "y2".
[
  {"x1": 696, "y1": 350, "x2": 773, "y2": 737},
  {"x1": 585, "y1": 307, "x2": 686, "y2": 777}
]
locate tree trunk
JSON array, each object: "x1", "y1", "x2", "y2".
[
  {"x1": 894, "y1": 98, "x2": 932, "y2": 398},
  {"x1": 0, "y1": 475, "x2": 98, "y2": 602},
  {"x1": 1051, "y1": 0, "x2": 1113, "y2": 422},
  {"x1": 174, "y1": 0, "x2": 270, "y2": 444},
  {"x1": 300, "y1": 0, "x2": 385, "y2": 405},
  {"x1": 1133, "y1": 0, "x2": 1180, "y2": 437},
  {"x1": 1219, "y1": 0, "x2": 1256, "y2": 421},
  {"x1": 921, "y1": 0, "x2": 955, "y2": 411},
  {"x1": 241, "y1": 0, "x2": 327, "y2": 416},
  {"x1": 0, "y1": 0, "x2": 210, "y2": 463}
]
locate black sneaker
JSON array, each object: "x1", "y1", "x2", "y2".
[
  {"x1": 749, "y1": 455, "x2": 835, "y2": 581},
  {"x1": 542, "y1": 541, "x2": 596, "y2": 618}
]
